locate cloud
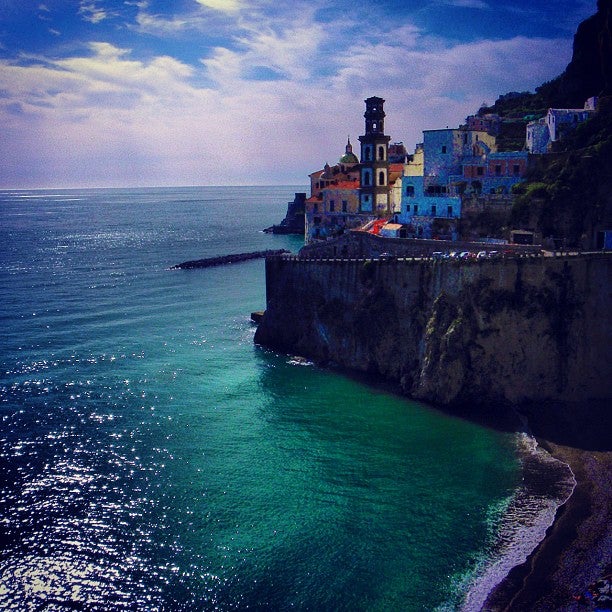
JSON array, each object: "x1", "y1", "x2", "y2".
[
  {"x1": 132, "y1": 0, "x2": 239, "y2": 36},
  {"x1": 79, "y1": 1, "x2": 108, "y2": 24},
  {"x1": 0, "y1": 14, "x2": 573, "y2": 188},
  {"x1": 195, "y1": 0, "x2": 242, "y2": 13}
]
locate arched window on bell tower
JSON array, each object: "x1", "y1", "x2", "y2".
[
  {"x1": 378, "y1": 146, "x2": 385, "y2": 160},
  {"x1": 378, "y1": 170, "x2": 386, "y2": 186}
]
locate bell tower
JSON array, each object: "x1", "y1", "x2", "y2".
[{"x1": 358, "y1": 97, "x2": 391, "y2": 215}]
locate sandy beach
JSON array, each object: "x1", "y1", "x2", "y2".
[{"x1": 484, "y1": 401, "x2": 612, "y2": 611}]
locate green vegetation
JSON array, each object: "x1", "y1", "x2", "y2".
[
  {"x1": 476, "y1": 0, "x2": 612, "y2": 246},
  {"x1": 511, "y1": 100, "x2": 612, "y2": 245}
]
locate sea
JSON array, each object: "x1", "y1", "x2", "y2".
[{"x1": 0, "y1": 186, "x2": 576, "y2": 611}]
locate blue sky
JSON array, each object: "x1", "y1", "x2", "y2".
[{"x1": 0, "y1": 0, "x2": 597, "y2": 188}]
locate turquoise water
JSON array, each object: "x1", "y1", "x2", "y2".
[{"x1": 0, "y1": 186, "x2": 523, "y2": 610}]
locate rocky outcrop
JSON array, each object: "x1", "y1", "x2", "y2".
[
  {"x1": 255, "y1": 254, "x2": 611, "y2": 420},
  {"x1": 263, "y1": 192, "x2": 306, "y2": 235},
  {"x1": 558, "y1": 0, "x2": 612, "y2": 104}
]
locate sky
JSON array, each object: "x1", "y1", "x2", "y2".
[{"x1": 0, "y1": 0, "x2": 598, "y2": 188}]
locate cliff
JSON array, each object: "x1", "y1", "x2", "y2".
[
  {"x1": 478, "y1": 0, "x2": 612, "y2": 247},
  {"x1": 481, "y1": 0, "x2": 612, "y2": 119},
  {"x1": 255, "y1": 254, "x2": 611, "y2": 430},
  {"x1": 263, "y1": 192, "x2": 306, "y2": 235}
]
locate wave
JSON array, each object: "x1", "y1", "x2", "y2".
[{"x1": 457, "y1": 432, "x2": 576, "y2": 611}]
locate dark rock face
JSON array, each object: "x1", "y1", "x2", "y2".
[
  {"x1": 486, "y1": 1, "x2": 611, "y2": 113},
  {"x1": 560, "y1": 0, "x2": 612, "y2": 104},
  {"x1": 263, "y1": 192, "x2": 306, "y2": 235},
  {"x1": 255, "y1": 255, "x2": 612, "y2": 423}
]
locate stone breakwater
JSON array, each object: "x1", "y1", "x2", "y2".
[
  {"x1": 172, "y1": 249, "x2": 289, "y2": 269},
  {"x1": 254, "y1": 253, "x2": 611, "y2": 416}
]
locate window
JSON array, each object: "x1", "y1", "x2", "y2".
[
  {"x1": 406, "y1": 185, "x2": 415, "y2": 197},
  {"x1": 313, "y1": 203, "x2": 318, "y2": 213},
  {"x1": 342, "y1": 200, "x2": 347, "y2": 212},
  {"x1": 378, "y1": 171, "x2": 385, "y2": 186},
  {"x1": 447, "y1": 205, "x2": 453, "y2": 217},
  {"x1": 363, "y1": 170, "x2": 371, "y2": 186},
  {"x1": 378, "y1": 146, "x2": 385, "y2": 160},
  {"x1": 477, "y1": 167, "x2": 484, "y2": 176},
  {"x1": 463, "y1": 133, "x2": 468, "y2": 144},
  {"x1": 329, "y1": 200, "x2": 335, "y2": 212},
  {"x1": 364, "y1": 146, "x2": 372, "y2": 161},
  {"x1": 513, "y1": 164, "x2": 520, "y2": 176},
  {"x1": 431, "y1": 205, "x2": 437, "y2": 216},
  {"x1": 414, "y1": 205, "x2": 418, "y2": 214},
  {"x1": 495, "y1": 165, "x2": 502, "y2": 176},
  {"x1": 441, "y1": 146, "x2": 447, "y2": 154}
]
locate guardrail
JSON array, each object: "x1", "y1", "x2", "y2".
[{"x1": 268, "y1": 251, "x2": 608, "y2": 264}]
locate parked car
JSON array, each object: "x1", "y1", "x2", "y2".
[
  {"x1": 476, "y1": 251, "x2": 488, "y2": 259},
  {"x1": 459, "y1": 251, "x2": 471, "y2": 259},
  {"x1": 432, "y1": 251, "x2": 444, "y2": 259},
  {"x1": 488, "y1": 250, "x2": 501, "y2": 259}
]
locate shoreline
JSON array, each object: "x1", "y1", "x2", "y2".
[
  {"x1": 482, "y1": 442, "x2": 611, "y2": 610},
  {"x1": 256, "y1": 352, "x2": 611, "y2": 610}
]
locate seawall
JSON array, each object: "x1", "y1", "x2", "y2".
[{"x1": 254, "y1": 253, "x2": 611, "y2": 421}]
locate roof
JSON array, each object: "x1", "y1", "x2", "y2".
[
  {"x1": 369, "y1": 218, "x2": 388, "y2": 235},
  {"x1": 339, "y1": 152, "x2": 359, "y2": 164},
  {"x1": 322, "y1": 180, "x2": 359, "y2": 191}
]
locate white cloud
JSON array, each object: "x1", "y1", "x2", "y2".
[
  {"x1": 195, "y1": 0, "x2": 242, "y2": 13},
  {"x1": 79, "y1": 1, "x2": 108, "y2": 24},
  {"x1": 0, "y1": 16, "x2": 573, "y2": 188}
]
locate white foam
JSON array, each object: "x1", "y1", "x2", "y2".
[{"x1": 459, "y1": 433, "x2": 576, "y2": 611}]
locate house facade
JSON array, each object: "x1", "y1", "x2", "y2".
[
  {"x1": 304, "y1": 180, "x2": 361, "y2": 241},
  {"x1": 526, "y1": 98, "x2": 598, "y2": 153},
  {"x1": 395, "y1": 128, "x2": 496, "y2": 237}
]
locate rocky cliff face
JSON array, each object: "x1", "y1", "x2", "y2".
[{"x1": 255, "y1": 255, "x2": 611, "y2": 420}]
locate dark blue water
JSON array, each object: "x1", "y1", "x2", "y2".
[{"x1": 0, "y1": 186, "x2": 568, "y2": 610}]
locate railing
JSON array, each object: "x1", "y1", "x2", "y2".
[{"x1": 269, "y1": 250, "x2": 609, "y2": 264}]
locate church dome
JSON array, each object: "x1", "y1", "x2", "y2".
[
  {"x1": 339, "y1": 151, "x2": 359, "y2": 164},
  {"x1": 339, "y1": 137, "x2": 359, "y2": 165}
]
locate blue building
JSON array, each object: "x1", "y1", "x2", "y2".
[{"x1": 399, "y1": 174, "x2": 461, "y2": 239}]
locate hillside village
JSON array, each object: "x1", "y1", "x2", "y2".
[
  {"x1": 295, "y1": 94, "x2": 604, "y2": 250},
  {"x1": 266, "y1": 0, "x2": 611, "y2": 253}
]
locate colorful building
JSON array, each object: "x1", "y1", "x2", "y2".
[
  {"x1": 305, "y1": 180, "x2": 362, "y2": 241},
  {"x1": 395, "y1": 125, "x2": 529, "y2": 239},
  {"x1": 526, "y1": 98, "x2": 597, "y2": 153},
  {"x1": 304, "y1": 137, "x2": 363, "y2": 242},
  {"x1": 454, "y1": 150, "x2": 529, "y2": 195}
]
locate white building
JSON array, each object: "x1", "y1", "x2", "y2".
[{"x1": 526, "y1": 98, "x2": 598, "y2": 153}]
